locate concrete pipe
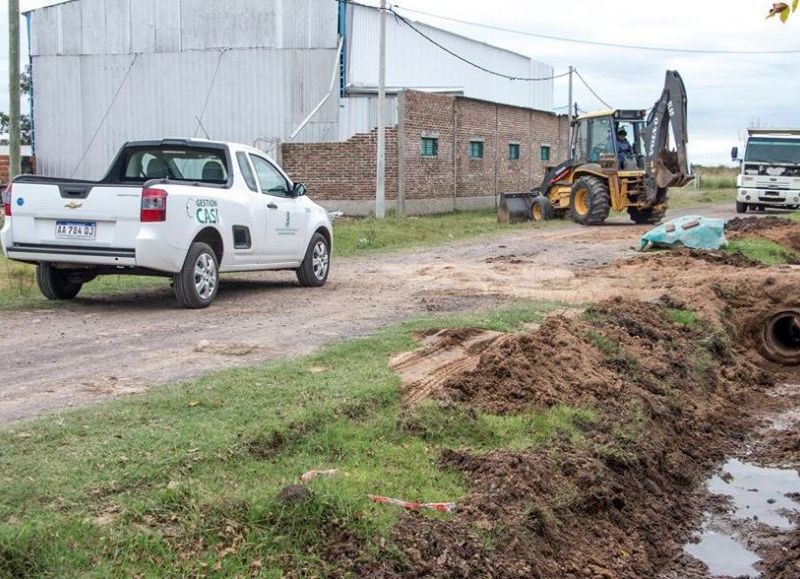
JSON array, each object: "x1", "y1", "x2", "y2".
[{"x1": 760, "y1": 309, "x2": 800, "y2": 366}]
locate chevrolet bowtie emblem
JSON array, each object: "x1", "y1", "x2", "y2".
[{"x1": 64, "y1": 201, "x2": 82, "y2": 209}]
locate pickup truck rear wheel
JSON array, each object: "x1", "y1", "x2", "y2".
[
  {"x1": 36, "y1": 263, "x2": 83, "y2": 300},
  {"x1": 297, "y1": 233, "x2": 330, "y2": 287},
  {"x1": 174, "y1": 242, "x2": 219, "y2": 309}
]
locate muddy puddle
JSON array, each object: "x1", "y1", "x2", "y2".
[{"x1": 684, "y1": 458, "x2": 800, "y2": 577}]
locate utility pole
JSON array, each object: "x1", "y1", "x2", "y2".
[
  {"x1": 567, "y1": 65, "x2": 573, "y2": 150},
  {"x1": 8, "y1": 0, "x2": 21, "y2": 180},
  {"x1": 375, "y1": 0, "x2": 387, "y2": 218}
]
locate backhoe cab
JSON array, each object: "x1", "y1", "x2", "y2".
[{"x1": 501, "y1": 70, "x2": 693, "y2": 226}]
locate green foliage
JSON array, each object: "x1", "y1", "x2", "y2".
[
  {"x1": 725, "y1": 238, "x2": 800, "y2": 266},
  {"x1": 0, "y1": 302, "x2": 573, "y2": 576},
  {"x1": 766, "y1": 1, "x2": 799, "y2": 22},
  {"x1": 0, "y1": 255, "x2": 166, "y2": 310},
  {"x1": 332, "y1": 210, "x2": 541, "y2": 257},
  {"x1": 664, "y1": 308, "x2": 700, "y2": 329}
]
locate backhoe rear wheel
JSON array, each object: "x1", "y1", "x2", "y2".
[
  {"x1": 530, "y1": 196, "x2": 555, "y2": 222},
  {"x1": 569, "y1": 176, "x2": 610, "y2": 225}
]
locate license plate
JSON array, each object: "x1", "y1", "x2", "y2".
[{"x1": 55, "y1": 221, "x2": 97, "y2": 241}]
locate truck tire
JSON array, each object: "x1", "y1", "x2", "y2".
[
  {"x1": 36, "y1": 263, "x2": 83, "y2": 300},
  {"x1": 296, "y1": 232, "x2": 330, "y2": 287},
  {"x1": 628, "y1": 206, "x2": 666, "y2": 225},
  {"x1": 173, "y1": 242, "x2": 219, "y2": 309},
  {"x1": 736, "y1": 201, "x2": 748, "y2": 214},
  {"x1": 531, "y1": 196, "x2": 555, "y2": 222},
  {"x1": 569, "y1": 176, "x2": 610, "y2": 225}
]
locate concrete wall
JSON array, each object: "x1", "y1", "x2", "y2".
[{"x1": 281, "y1": 90, "x2": 568, "y2": 215}]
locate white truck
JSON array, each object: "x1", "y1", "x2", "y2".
[
  {"x1": 732, "y1": 129, "x2": 800, "y2": 214},
  {"x1": 1, "y1": 139, "x2": 333, "y2": 308}
]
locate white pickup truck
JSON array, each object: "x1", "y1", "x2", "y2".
[{"x1": 1, "y1": 139, "x2": 333, "y2": 308}]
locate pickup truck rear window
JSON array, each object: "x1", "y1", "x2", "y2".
[{"x1": 122, "y1": 147, "x2": 229, "y2": 184}]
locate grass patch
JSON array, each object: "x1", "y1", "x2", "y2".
[
  {"x1": 724, "y1": 238, "x2": 800, "y2": 266},
  {"x1": 0, "y1": 301, "x2": 580, "y2": 576},
  {"x1": 0, "y1": 256, "x2": 167, "y2": 310},
  {"x1": 332, "y1": 209, "x2": 543, "y2": 257},
  {"x1": 664, "y1": 308, "x2": 700, "y2": 329},
  {"x1": 789, "y1": 212, "x2": 800, "y2": 223},
  {"x1": 668, "y1": 187, "x2": 736, "y2": 209}
]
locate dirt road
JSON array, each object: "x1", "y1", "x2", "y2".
[{"x1": 0, "y1": 205, "x2": 740, "y2": 424}]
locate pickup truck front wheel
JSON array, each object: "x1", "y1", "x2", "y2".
[
  {"x1": 174, "y1": 242, "x2": 219, "y2": 309},
  {"x1": 297, "y1": 233, "x2": 330, "y2": 287},
  {"x1": 36, "y1": 263, "x2": 83, "y2": 300}
]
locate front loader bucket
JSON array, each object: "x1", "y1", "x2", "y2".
[{"x1": 498, "y1": 192, "x2": 534, "y2": 223}]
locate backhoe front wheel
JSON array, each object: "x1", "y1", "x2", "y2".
[
  {"x1": 569, "y1": 176, "x2": 610, "y2": 225},
  {"x1": 530, "y1": 196, "x2": 555, "y2": 222}
]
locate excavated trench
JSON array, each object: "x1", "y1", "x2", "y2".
[{"x1": 366, "y1": 250, "x2": 800, "y2": 578}]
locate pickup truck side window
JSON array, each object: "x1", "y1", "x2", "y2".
[
  {"x1": 249, "y1": 155, "x2": 291, "y2": 198},
  {"x1": 236, "y1": 152, "x2": 258, "y2": 192}
]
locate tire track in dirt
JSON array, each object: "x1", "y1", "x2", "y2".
[{"x1": 0, "y1": 205, "x2": 742, "y2": 424}]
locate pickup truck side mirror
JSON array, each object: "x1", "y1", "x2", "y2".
[
  {"x1": 731, "y1": 146, "x2": 739, "y2": 162},
  {"x1": 292, "y1": 182, "x2": 307, "y2": 197}
]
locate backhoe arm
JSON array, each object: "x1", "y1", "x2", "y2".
[{"x1": 641, "y1": 70, "x2": 693, "y2": 206}]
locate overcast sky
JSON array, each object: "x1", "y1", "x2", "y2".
[{"x1": 3, "y1": 0, "x2": 800, "y2": 164}]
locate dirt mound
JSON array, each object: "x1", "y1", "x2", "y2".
[
  {"x1": 726, "y1": 216, "x2": 796, "y2": 233},
  {"x1": 726, "y1": 216, "x2": 800, "y2": 253},
  {"x1": 362, "y1": 297, "x2": 785, "y2": 577},
  {"x1": 398, "y1": 298, "x2": 771, "y2": 415},
  {"x1": 390, "y1": 328, "x2": 508, "y2": 407},
  {"x1": 440, "y1": 315, "x2": 622, "y2": 414}
]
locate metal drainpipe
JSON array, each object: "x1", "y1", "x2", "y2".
[
  {"x1": 452, "y1": 98, "x2": 457, "y2": 212},
  {"x1": 494, "y1": 104, "x2": 499, "y2": 209}
]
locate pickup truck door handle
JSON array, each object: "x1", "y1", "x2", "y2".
[{"x1": 267, "y1": 202, "x2": 278, "y2": 210}]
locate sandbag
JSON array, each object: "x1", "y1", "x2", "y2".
[{"x1": 640, "y1": 215, "x2": 727, "y2": 251}]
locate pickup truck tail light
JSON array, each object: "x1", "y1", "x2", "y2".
[
  {"x1": 2, "y1": 184, "x2": 11, "y2": 217},
  {"x1": 141, "y1": 188, "x2": 168, "y2": 222}
]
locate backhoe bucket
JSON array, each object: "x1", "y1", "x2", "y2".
[
  {"x1": 498, "y1": 192, "x2": 534, "y2": 223},
  {"x1": 655, "y1": 150, "x2": 694, "y2": 189}
]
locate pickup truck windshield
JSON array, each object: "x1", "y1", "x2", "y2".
[
  {"x1": 745, "y1": 138, "x2": 800, "y2": 165},
  {"x1": 122, "y1": 147, "x2": 229, "y2": 184}
]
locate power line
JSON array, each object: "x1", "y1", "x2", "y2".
[
  {"x1": 389, "y1": 7, "x2": 570, "y2": 82},
  {"x1": 194, "y1": 48, "x2": 229, "y2": 138},
  {"x1": 392, "y1": 4, "x2": 800, "y2": 55},
  {"x1": 71, "y1": 53, "x2": 140, "y2": 178},
  {"x1": 574, "y1": 69, "x2": 612, "y2": 109}
]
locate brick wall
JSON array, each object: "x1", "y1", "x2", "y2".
[
  {"x1": 0, "y1": 155, "x2": 36, "y2": 186},
  {"x1": 401, "y1": 91, "x2": 455, "y2": 203},
  {"x1": 402, "y1": 92, "x2": 568, "y2": 205},
  {"x1": 280, "y1": 91, "x2": 567, "y2": 214},
  {"x1": 281, "y1": 128, "x2": 397, "y2": 202}
]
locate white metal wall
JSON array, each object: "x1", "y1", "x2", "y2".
[
  {"x1": 346, "y1": 4, "x2": 553, "y2": 113},
  {"x1": 28, "y1": 0, "x2": 555, "y2": 178},
  {"x1": 338, "y1": 96, "x2": 398, "y2": 142},
  {"x1": 29, "y1": 0, "x2": 340, "y2": 178}
]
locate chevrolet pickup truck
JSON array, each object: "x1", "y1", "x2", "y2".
[{"x1": 1, "y1": 139, "x2": 333, "y2": 308}]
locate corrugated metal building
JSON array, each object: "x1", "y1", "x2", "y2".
[{"x1": 26, "y1": 0, "x2": 555, "y2": 180}]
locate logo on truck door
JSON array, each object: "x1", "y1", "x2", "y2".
[
  {"x1": 275, "y1": 210, "x2": 298, "y2": 236},
  {"x1": 186, "y1": 198, "x2": 219, "y2": 225}
]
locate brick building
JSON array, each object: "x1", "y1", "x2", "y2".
[
  {"x1": 282, "y1": 90, "x2": 569, "y2": 215},
  {"x1": 0, "y1": 147, "x2": 35, "y2": 187}
]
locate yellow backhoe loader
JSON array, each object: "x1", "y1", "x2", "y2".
[{"x1": 500, "y1": 70, "x2": 693, "y2": 225}]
